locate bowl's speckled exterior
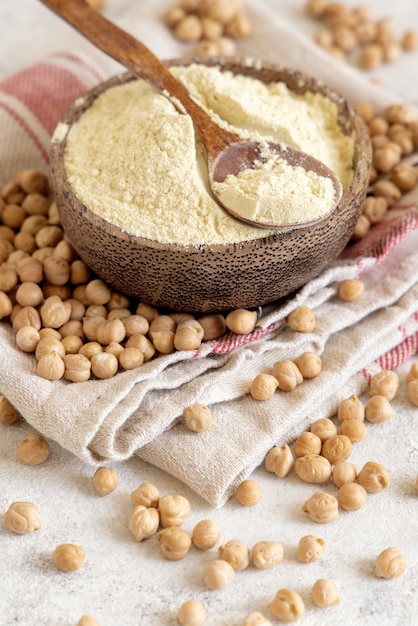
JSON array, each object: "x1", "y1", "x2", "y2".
[{"x1": 50, "y1": 58, "x2": 372, "y2": 313}]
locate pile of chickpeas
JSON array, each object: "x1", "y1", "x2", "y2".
[
  {"x1": 0, "y1": 169, "x2": 268, "y2": 383},
  {"x1": 351, "y1": 102, "x2": 418, "y2": 242},
  {"x1": 163, "y1": 0, "x2": 251, "y2": 57},
  {"x1": 305, "y1": 0, "x2": 418, "y2": 69}
]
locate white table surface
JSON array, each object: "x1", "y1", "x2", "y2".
[{"x1": 1, "y1": 2, "x2": 418, "y2": 625}]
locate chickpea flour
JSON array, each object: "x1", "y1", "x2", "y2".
[{"x1": 64, "y1": 64, "x2": 355, "y2": 245}]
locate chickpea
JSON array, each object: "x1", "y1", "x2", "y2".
[
  {"x1": 90, "y1": 351, "x2": 119, "y2": 379},
  {"x1": 0, "y1": 395, "x2": 21, "y2": 425},
  {"x1": 0, "y1": 265, "x2": 18, "y2": 292},
  {"x1": 96, "y1": 317, "x2": 126, "y2": 345},
  {"x1": 125, "y1": 334, "x2": 156, "y2": 362},
  {"x1": 174, "y1": 319, "x2": 204, "y2": 351},
  {"x1": 269, "y1": 588, "x2": 305, "y2": 622},
  {"x1": 16, "y1": 169, "x2": 48, "y2": 194},
  {"x1": 15, "y1": 326, "x2": 41, "y2": 352},
  {"x1": 61, "y1": 334, "x2": 84, "y2": 354},
  {"x1": 321, "y1": 434, "x2": 352, "y2": 464},
  {"x1": 407, "y1": 379, "x2": 418, "y2": 407},
  {"x1": 365, "y1": 395, "x2": 393, "y2": 423},
  {"x1": 79, "y1": 341, "x2": 103, "y2": 359},
  {"x1": 337, "y1": 394, "x2": 365, "y2": 422},
  {"x1": 157, "y1": 527, "x2": 192, "y2": 560},
  {"x1": 128, "y1": 505, "x2": 160, "y2": 542},
  {"x1": 85, "y1": 278, "x2": 111, "y2": 305},
  {"x1": 332, "y1": 461, "x2": 357, "y2": 488},
  {"x1": 218, "y1": 539, "x2": 250, "y2": 571},
  {"x1": 35, "y1": 225, "x2": 63, "y2": 248},
  {"x1": 304, "y1": 0, "x2": 327, "y2": 18},
  {"x1": 357, "y1": 461, "x2": 390, "y2": 492},
  {"x1": 252, "y1": 540, "x2": 284, "y2": 569},
  {"x1": 250, "y1": 373, "x2": 278, "y2": 400},
  {"x1": 310, "y1": 417, "x2": 338, "y2": 442},
  {"x1": 16, "y1": 433, "x2": 50, "y2": 465},
  {"x1": 236, "y1": 479, "x2": 262, "y2": 506},
  {"x1": 158, "y1": 494, "x2": 190, "y2": 527},
  {"x1": 198, "y1": 313, "x2": 226, "y2": 341},
  {"x1": 12, "y1": 305, "x2": 41, "y2": 332},
  {"x1": 4, "y1": 501, "x2": 42, "y2": 535},
  {"x1": 293, "y1": 431, "x2": 322, "y2": 456},
  {"x1": 338, "y1": 482, "x2": 368, "y2": 511},
  {"x1": 264, "y1": 444, "x2": 294, "y2": 478},
  {"x1": 295, "y1": 454, "x2": 332, "y2": 483},
  {"x1": 92, "y1": 467, "x2": 118, "y2": 496},
  {"x1": 358, "y1": 43, "x2": 384, "y2": 69},
  {"x1": 287, "y1": 305, "x2": 316, "y2": 332},
  {"x1": 375, "y1": 547, "x2": 407, "y2": 579},
  {"x1": 63, "y1": 353, "x2": 91, "y2": 382},
  {"x1": 340, "y1": 418, "x2": 367, "y2": 442},
  {"x1": 297, "y1": 534, "x2": 326, "y2": 563},
  {"x1": 52, "y1": 543, "x2": 85, "y2": 572},
  {"x1": 37, "y1": 352, "x2": 65, "y2": 381},
  {"x1": 243, "y1": 612, "x2": 272, "y2": 626},
  {"x1": 368, "y1": 370, "x2": 398, "y2": 400},
  {"x1": 177, "y1": 599, "x2": 207, "y2": 626},
  {"x1": 136, "y1": 301, "x2": 159, "y2": 323},
  {"x1": 131, "y1": 482, "x2": 160, "y2": 508},
  {"x1": 77, "y1": 617, "x2": 100, "y2": 626},
  {"x1": 192, "y1": 519, "x2": 221, "y2": 550},
  {"x1": 183, "y1": 403, "x2": 213, "y2": 432},
  {"x1": 118, "y1": 347, "x2": 144, "y2": 371},
  {"x1": 338, "y1": 278, "x2": 364, "y2": 301},
  {"x1": 293, "y1": 352, "x2": 322, "y2": 378},
  {"x1": 372, "y1": 180, "x2": 401, "y2": 204},
  {"x1": 390, "y1": 164, "x2": 418, "y2": 191},
  {"x1": 302, "y1": 492, "x2": 339, "y2": 523},
  {"x1": 362, "y1": 196, "x2": 388, "y2": 224},
  {"x1": 311, "y1": 579, "x2": 339, "y2": 607},
  {"x1": 40, "y1": 295, "x2": 71, "y2": 328},
  {"x1": 175, "y1": 15, "x2": 203, "y2": 42},
  {"x1": 272, "y1": 360, "x2": 303, "y2": 391},
  {"x1": 122, "y1": 314, "x2": 149, "y2": 337},
  {"x1": 203, "y1": 559, "x2": 235, "y2": 590},
  {"x1": 225, "y1": 308, "x2": 257, "y2": 334}
]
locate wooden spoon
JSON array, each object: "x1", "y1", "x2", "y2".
[{"x1": 40, "y1": 0, "x2": 343, "y2": 229}]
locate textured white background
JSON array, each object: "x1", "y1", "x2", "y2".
[{"x1": 1, "y1": 1, "x2": 418, "y2": 625}]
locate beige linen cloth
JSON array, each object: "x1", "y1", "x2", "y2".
[{"x1": 1, "y1": 1, "x2": 418, "y2": 506}]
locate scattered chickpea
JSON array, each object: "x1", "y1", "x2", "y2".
[
  {"x1": 269, "y1": 588, "x2": 305, "y2": 623},
  {"x1": 77, "y1": 616, "x2": 100, "y2": 626},
  {"x1": 340, "y1": 418, "x2": 367, "y2": 442},
  {"x1": 203, "y1": 559, "x2": 235, "y2": 590},
  {"x1": 293, "y1": 431, "x2": 322, "y2": 457},
  {"x1": 332, "y1": 461, "x2": 357, "y2": 488},
  {"x1": 131, "y1": 482, "x2": 160, "y2": 508},
  {"x1": 365, "y1": 395, "x2": 393, "y2": 423},
  {"x1": 357, "y1": 461, "x2": 390, "y2": 492},
  {"x1": 297, "y1": 534, "x2": 326, "y2": 563},
  {"x1": 310, "y1": 417, "x2": 338, "y2": 442},
  {"x1": 0, "y1": 395, "x2": 21, "y2": 425},
  {"x1": 368, "y1": 370, "x2": 399, "y2": 401},
  {"x1": 236, "y1": 479, "x2": 262, "y2": 506},
  {"x1": 264, "y1": 444, "x2": 294, "y2": 478},
  {"x1": 287, "y1": 306, "x2": 316, "y2": 332},
  {"x1": 375, "y1": 547, "x2": 407, "y2": 579},
  {"x1": 192, "y1": 519, "x2": 221, "y2": 550},
  {"x1": 177, "y1": 599, "x2": 207, "y2": 626},
  {"x1": 225, "y1": 308, "x2": 257, "y2": 334},
  {"x1": 337, "y1": 394, "x2": 364, "y2": 422},
  {"x1": 295, "y1": 454, "x2": 332, "y2": 483},
  {"x1": 218, "y1": 539, "x2": 250, "y2": 570},
  {"x1": 157, "y1": 527, "x2": 192, "y2": 560},
  {"x1": 128, "y1": 505, "x2": 160, "y2": 542},
  {"x1": 16, "y1": 433, "x2": 50, "y2": 465},
  {"x1": 302, "y1": 491, "x2": 339, "y2": 523},
  {"x1": 52, "y1": 543, "x2": 85, "y2": 572},
  {"x1": 338, "y1": 278, "x2": 365, "y2": 301},
  {"x1": 4, "y1": 501, "x2": 42, "y2": 535},
  {"x1": 272, "y1": 360, "x2": 303, "y2": 391},
  {"x1": 250, "y1": 373, "x2": 278, "y2": 400},
  {"x1": 183, "y1": 404, "x2": 213, "y2": 432},
  {"x1": 293, "y1": 352, "x2": 322, "y2": 378},
  {"x1": 243, "y1": 612, "x2": 272, "y2": 626},
  {"x1": 159, "y1": 494, "x2": 190, "y2": 527},
  {"x1": 321, "y1": 434, "x2": 352, "y2": 464},
  {"x1": 92, "y1": 467, "x2": 118, "y2": 496},
  {"x1": 311, "y1": 579, "x2": 340, "y2": 607},
  {"x1": 338, "y1": 482, "x2": 368, "y2": 511},
  {"x1": 252, "y1": 541, "x2": 284, "y2": 569}
]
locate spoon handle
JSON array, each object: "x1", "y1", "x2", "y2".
[{"x1": 40, "y1": 0, "x2": 238, "y2": 153}]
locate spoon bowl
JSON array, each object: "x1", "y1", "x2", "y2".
[{"x1": 40, "y1": 0, "x2": 343, "y2": 229}]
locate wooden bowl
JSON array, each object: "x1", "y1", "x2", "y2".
[{"x1": 49, "y1": 58, "x2": 371, "y2": 313}]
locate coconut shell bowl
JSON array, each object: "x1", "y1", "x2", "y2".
[{"x1": 49, "y1": 57, "x2": 372, "y2": 313}]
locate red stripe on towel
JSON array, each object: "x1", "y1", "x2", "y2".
[{"x1": 0, "y1": 100, "x2": 50, "y2": 163}]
